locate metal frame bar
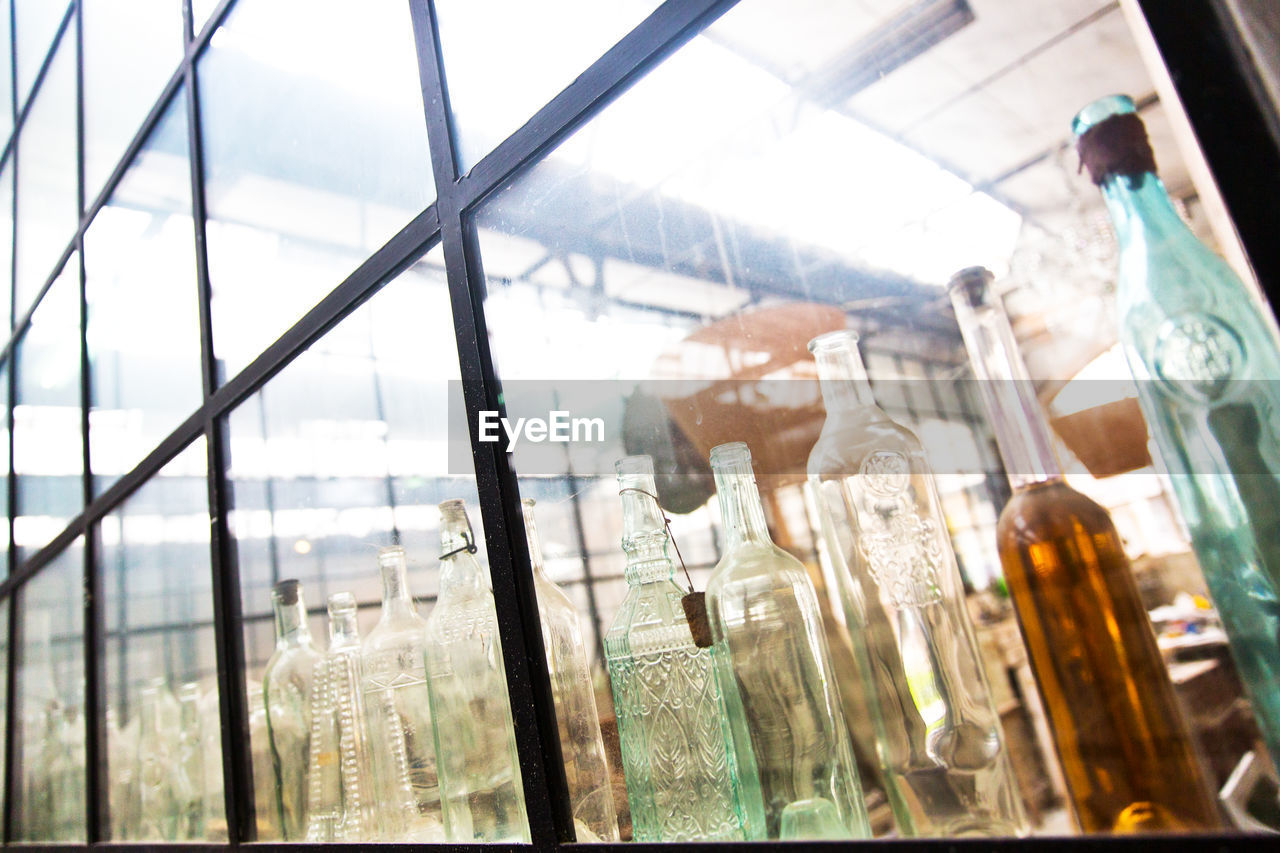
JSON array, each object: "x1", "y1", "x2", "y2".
[{"x1": 0, "y1": 0, "x2": 1272, "y2": 848}]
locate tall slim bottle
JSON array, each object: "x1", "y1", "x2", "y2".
[
  {"x1": 136, "y1": 684, "x2": 180, "y2": 840},
  {"x1": 305, "y1": 592, "x2": 377, "y2": 841},
  {"x1": 948, "y1": 266, "x2": 1221, "y2": 833},
  {"x1": 522, "y1": 498, "x2": 620, "y2": 842},
  {"x1": 606, "y1": 455, "x2": 764, "y2": 842},
  {"x1": 176, "y1": 683, "x2": 206, "y2": 839},
  {"x1": 806, "y1": 331, "x2": 1027, "y2": 837},
  {"x1": 424, "y1": 499, "x2": 530, "y2": 843},
  {"x1": 1074, "y1": 94, "x2": 1280, "y2": 767},
  {"x1": 707, "y1": 441, "x2": 870, "y2": 840},
  {"x1": 262, "y1": 579, "x2": 320, "y2": 840},
  {"x1": 361, "y1": 546, "x2": 444, "y2": 842}
]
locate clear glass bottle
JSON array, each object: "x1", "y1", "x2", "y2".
[
  {"x1": 604, "y1": 455, "x2": 764, "y2": 842},
  {"x1": 361, "y1": 545, "x2": 444, "y2": 842},
  {"x1": 948, "y1": 266, "x2": 1221, "y2": 833},
  {"x1": 306, "y1": 592, "x2": 378, "y2": 841},
  {"x1": 424, "y1": 499, "x2": 531, "y2": 843},
  {"x1": 107, "y1": 705, "x2": 139, "y2": 840},
  {"x1": 522, "y1": 498, "x2": 620, "y2": 842},
  {"x1": 248, "y1": 682, "x2": 283, "y2": 841},
  {"x1": 176, "y1": 683, "x2": 207, "y2": 839},
  {"x1": 806, "y1": 331, "x2": 1027, "y2": 837},
  {"x1": 1074, "y1": 93, "x2": 1280, "y2": 769},
  {"x1": 262, "y1": 579, "x2": 320, "y2": 840},
  {"x1": 136, "y1": 684, "x2": 180, "y2": 840},
  {"x1": 706, "y1": 441, "x2": 871, "y2": 840}
]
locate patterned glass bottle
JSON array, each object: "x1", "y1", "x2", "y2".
[
  {"x1": 424, "y1": 499, "x2": 530, "y2": 843},
  {"x1": 604, "y1": 455, "x2": 764, "y2": 842},
  {"x1": 1074, "y1": 94, "x2": 1280, "y2": 768},
  {"x1": 523, "y1": 499, "x2": 620, "y2": 842},
  {"x1": 361, "y1": 546, "x2": 444, "y2": 842},
  {"x1": 305, "y1": 592, "x2": 377, "y2": 841},
  {"x1": 707, "y1": 441, "x2": 870, "y2": 840},
  {"x1": 806, "y1": 331, "x2": 1027, "y2": 837},
  {"x1": 262, "y1": 579, "x2": 320, "y2": 839}
]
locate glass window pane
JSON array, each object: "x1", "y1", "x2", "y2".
[
  {"x1": 15, "y1": 27, "x2": 77, "y2": 319},
  {"x1": 191, "y1": 0, "x2": 221, "y2": 36},
  {"x1": 15, "y1": 257, "x2": 82, "y2": 564},
  {"x1": 86, "y1": 90, "x2": 202, "y2": 496},
  {"x1": 0, "y1": 364, "x2": 9, "y2": 580},
  {"x1": 14, "y1": 0, "x2": 68, "y2": 111},
  {"x1": 101, "y1": 437, "x2": 223, "y2": 840},
  {"x1": 471, "y1": 0, "x2": 1270, "y2": 841},
  {"x1": 198, "y1": 0, "x2": 435, "y2": 382},
  {"x1": 229, "y1": 245, "x2": 529, "y2": 843},
  {"x1": 435, "y1": 0, "x2": 661, "y2": 170},
  {"x1": 82, "y1": 0, "x2": 186, "y2": 204},
  {"x1": 0, "y1": 0, "x2": 13, "y2": 147},
  {"x1": 0, "y1": 162, "x2": 13, "y2": 333},
  {"x1": 0, "y1": 602, "x2": 7, "y2": 819},
  {"x1": 14, "y1": 538, "x2": 86, "y2": 842}
]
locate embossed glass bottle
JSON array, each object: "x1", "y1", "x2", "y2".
[
  {"x1": 522, "y1": 499, "x2": 619, "y2": 842},
  {"x1": 949, "y1": 267, "x2": 1220, "y2": 833},
  {"x1": 306, "y1": 592, "x2": 377, "y2": 841},
  {"x1": 424, "y1": 499, "x2": 530, "y2": 843},
  {"x1": 806, "y1": 331, "x2": 1027, "y2": 837},
  {"x1": 1074, "y1": 94, "x2": 1280, "y2": 768},
  {"x1": 707, "y1": 441, "x2": 870, "y2": 840},
  {"x1": 262, "y1": 579, "x2": 320, "y2": 840},
  {"x1": 361, "y1": 546, "x2": 444, "y2": 842},
  {"x1": 605, "y1": 455, "x2": 764, "y2": 842}
]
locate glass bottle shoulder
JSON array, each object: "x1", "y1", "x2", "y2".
[
  {"x1": 604, "y1": 579, "x2": 695, "y2": 656},
  {"x1": 264, "y1": 641, "x2": 322, "y2": 684},
  {"x1": 364, "y1": 608, "x2": 428, "y2": 652},
  {"x1": 808, "y1": 407, "x2": 931, "y2": 480},
  {"x1": 707, "y1": 539, "x2": 813, "y2": 602}
]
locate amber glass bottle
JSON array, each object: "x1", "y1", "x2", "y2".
[{"x1": 948, "y1": 267, "x2": 1220, "y2": 833}]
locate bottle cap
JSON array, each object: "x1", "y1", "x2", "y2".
[
  {"x1": 1072, "y1": 95, "x2": 1156, "y2": 186},
  {"x1": 947, "y1": 266, "x2": 995, "y2": 308},
  {"x1": 272, "y1": 578, "x2": 301, "y2": 606}
]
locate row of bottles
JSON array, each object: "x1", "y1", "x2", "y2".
[{"x1": 262, "y1": 499, "x2": 534, "y2": 843}]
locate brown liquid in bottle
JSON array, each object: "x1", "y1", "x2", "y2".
[{"x1": 998, "y1": 479, "x2": 1220, "y2": 833}]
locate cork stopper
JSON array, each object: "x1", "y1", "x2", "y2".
[
  {"x1": 272, "y1": 578, "x2": 301, "y2": 606},
  {"x1": 947, "y1": 266, "x2": 995, "y2": 309},
  {"x1": 1075, "y1": 112, "x2": 1157, "y2": 186}
]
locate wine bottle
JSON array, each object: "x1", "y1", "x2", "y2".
[
  {"x1": 948, "y1": 266, "x2": 1220, "y2": 833},
  {"x1": 707, "y1": 441, "x2": 870, "y2": 840},
  {"x1": 806, "y1": 330, "x2": 1027, "y2": 837},
  {"x1": 1074, "y1": 94, "x2": 1280, "y2": 768}
]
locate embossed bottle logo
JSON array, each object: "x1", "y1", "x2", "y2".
[
  {"x1": 1153, "y1": 312, "x2": 1245, "y2": 404},
  {"x1": 858, "y1": 451, "x2": 943, "y2": 607}
]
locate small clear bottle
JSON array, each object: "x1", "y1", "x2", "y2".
[
  {"x1": 522, "y1": 498, "x2": 619, "y2": 842},
  {"x1": 306, "y1": 592, "x2": 378, "y2": 841},
  {"x1": 262, "y1": 579, "x2": 321, "y2": 840},
  {"x1": 361, "y1": 546, "x2": 444, "y2": 842},
  {"x1": 605, "y1": 455, "x2": 764, "y2": 842},
  {"x1": 176, "y1": 683, "x2": 207, "y2": 839},
  {"x1": 424, "y1": 499, "x2": 530, "y2": 843},
  {"x1": 707, "y1": 441, "x2": 870, "y2": 840},
  {"x1": 136, "y1": 684, "x2": 180, "y2": 840},
  {"x1": 806, "y1": 331, "x2": 1027, "y2": 837}
]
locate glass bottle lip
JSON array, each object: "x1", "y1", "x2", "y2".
[
  {"x1": 377, "y1": 544, "x2": 406, "y2": 569},
  {"x1": 709, "y1": 441, "x2": 751, "y2": 467},
  {"x1": 327, "y1": 591, "x2": 357, "y2": 615},
  {"x1": 1071, "y1": 93, "x2": 1136, "y2": 138},
  {"x1": 947, "y1": 265, "x2": 995, "y2": 308},
  {"x1": 272, "y1": 578, "x2": 301, "y2": 606},
  {"x1": 807, "y1": 329, "x2": 860, "y2": 354},
  {"x1": 615, "y1": 454, "x2": 654, "y2": 479},
  {"x1": 438, "y1": 497, "x2": 468, "y2": 525},
  {"x1": 521, "y1": 497, "x2": 536, "y2": 509}
]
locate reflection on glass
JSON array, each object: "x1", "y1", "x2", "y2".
[
  {"x1": 0, "y1": 161, "x2": 12, "y2": 334},
  {"x1": 435, "y1": 0, "x2": 661, "y2": 170},
  {"x1": 15, "y1": 28, "x2": 77, "y2": 317},
  {"x1": 0, "y1": 6, "x2": 12, "y2": 145},
  {"x1": 15, "y1": 538, "x2": 85, "y2": 841},
  {"x1": 197, "y1": 0, "x2": 434, "y2": 380},
  {"x1": 85, "y1": 90, "x2": 201, "y2": 496},
  {"x1": 15, "y1": 258, "x2": 82, "y2": 563},
  {"x1": 81, "y1": 0, "x2": 185, "y2": 202},
  {"x1": 15, "y1": 0, "x2": 69, "y2": 109},
  {"x1": 228, "y1": 246, "x2": 518, "y2": 839},
  {"x1": 101, "y1": 438, "x2": 222, "y2": 840}
]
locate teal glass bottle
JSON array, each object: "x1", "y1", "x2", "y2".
[
  {"x1": 1074, "y1": 94, "x2": 1280, "y2": 767},
  {"x1": 522, "y1": 499, "x2": 619, "y2": 842},
  {"x1": 424, "y1": 499, "x2": 530, "y2": 843},
  {"x1": 707, "y1": 441, "x2": 871, "y2": 840},
  {"x1": 604, "y1": 455, "x2": 764, "y2": 842},
  {"x1": 806, "y1": 332, "x2": 1027, "y2": 837}
]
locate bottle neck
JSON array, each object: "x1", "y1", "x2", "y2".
[
  {"x1": 138, "y1": 689, "x2": 161, "y2": 737},
  {"x1": 378, "y1": 553, "x2": 417, "y2": 618},
  {"x1": 521, "y1": 500, "x2": 552, "y2": 584},
  {"x1": 813, "y1": 343, "x2": 877, "y2": 414},
  {"x1": 952, "y1": 293, "x2": 1063, "y2": 492},
  {"x1": 328, "y1": 608, "x2": 360, "y2": 652},
  {"x1": 439, "y1": 511, "x2": 486, "y2": 596},
  {"x1": 618, "y1": 475, "x2": 676, "y2": 586},
  {"x1": 1100, "y1": 171, "x2": 1189, "y2": 264},
  {"x1": 273, "y1": 596, "x2": 312, "y2": 650},
  {"x1": 712, "y1": 454, "x2": 773, "y2": 550}
]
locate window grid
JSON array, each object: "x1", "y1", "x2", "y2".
[{"x1": 0, "y1": 0, "x2": 1269, "y2": 848}]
